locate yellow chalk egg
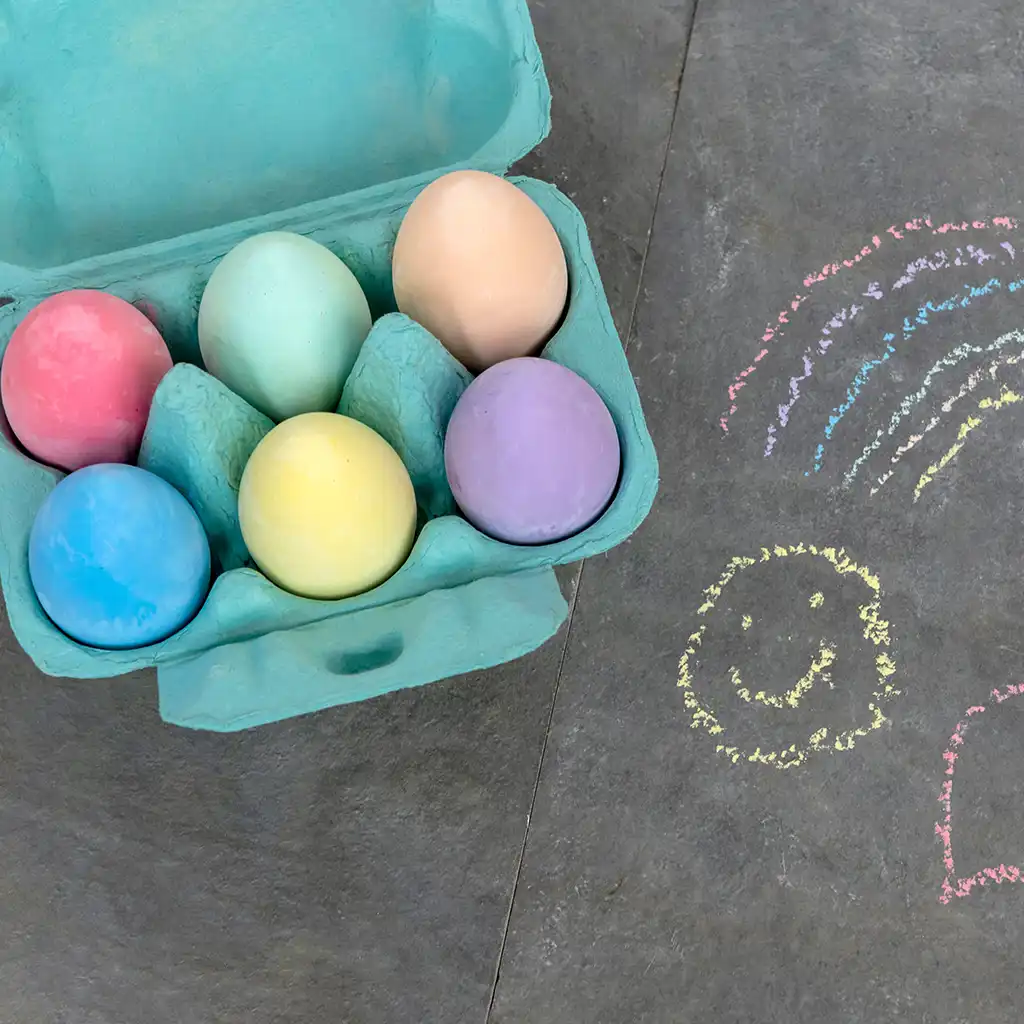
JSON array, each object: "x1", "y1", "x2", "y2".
[{"x1": 238, "y1": 413, "x2": 416, "y2": 600}]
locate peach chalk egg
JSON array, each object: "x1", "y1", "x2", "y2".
[{"x1": 391, "y1": 170, "x2": 568, "y2": 373}]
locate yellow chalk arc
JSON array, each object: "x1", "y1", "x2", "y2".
[{"x1": 912, "y1": 386, "x2": 1021, "y2": 502}]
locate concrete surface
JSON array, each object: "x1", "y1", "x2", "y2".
[
  {"x1": 494, "y1": 2, "x2": 1024, "y2": 1022},
  {"x1": 5, "y1": 0, "x2": 1024, "y2": 1021}
]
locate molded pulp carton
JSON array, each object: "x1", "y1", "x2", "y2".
[{"x1": 0, "y1": 0, "x2": 658, "y2": 729}]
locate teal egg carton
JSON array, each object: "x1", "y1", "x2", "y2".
[{"x1": 0, "y1": 0, "x2": 658, "y2": 730}]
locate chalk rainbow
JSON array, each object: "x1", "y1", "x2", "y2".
[{"x1": 719, "y1": 216, "x2": 1018, "y2": 435}]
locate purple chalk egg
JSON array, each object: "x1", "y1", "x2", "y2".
[{"x1": 444, "y1": 357, "x2": 621, "y2": 544}]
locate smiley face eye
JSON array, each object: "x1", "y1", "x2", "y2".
[{"x1": 809, "y1": 591, "x2": 824, "y2": 609}]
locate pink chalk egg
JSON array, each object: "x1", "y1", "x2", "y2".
[{"x1": 1, "y1": 290, "x2": 173, "y2": 471}]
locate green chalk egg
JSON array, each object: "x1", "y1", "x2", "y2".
[{"x1": 198, "y1": 232, "x2": 373, "y2": 422}]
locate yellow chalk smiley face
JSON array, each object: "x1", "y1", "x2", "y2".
[{"x1": 678, "y1": 543, "x2": 900, "y2": 770}]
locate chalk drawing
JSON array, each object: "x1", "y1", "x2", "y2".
[
  {"x1": 718, "y1": 216, "x2": 1018, "y2": 435},
  {"x1": 729, "y1": 640, "x2": 835, "y2": 710},
  {"x1": 910, "y1": 387, "x2": 1022, "y2": 502},
  {"x1": 764, "y1": 243, "x2": 1002, "y2": 458},
  {"x1": 857, "y1": 342, "x2": 1024, "y2": 495},
  {"x1": 936, "y1": 684, "x2": 1024, "y2": 904},
  {"x1": 809, "y1": 276, "x2": 1024, "y2": 476},
  {"x1": 678, "y1": 543, "x2": 899, "y2": 769}
]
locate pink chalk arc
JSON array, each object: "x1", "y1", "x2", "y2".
[{"x1": 935, "y1": 683, "x2": 1024, "y2": 904}]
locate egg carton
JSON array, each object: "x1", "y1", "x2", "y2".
[{"x1": 0, "y1": 0, "x2": 658, "y2": 729}]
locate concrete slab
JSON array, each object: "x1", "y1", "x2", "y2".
[{"x1": 491, "y1": 1, "x2": 1024, "y2": 1021}]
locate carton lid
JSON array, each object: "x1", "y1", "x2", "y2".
[{"x1": 0, "y1": 0, "x2": 551, "y2": 274}]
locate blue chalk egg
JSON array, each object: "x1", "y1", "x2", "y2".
[{"x1": 29, "y1": 465, "x2": 211, "y2": 649}]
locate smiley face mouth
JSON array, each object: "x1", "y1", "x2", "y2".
[
  {"x1": 728, "y1": 638, "x2": 835, "y2": 710},
  {"x1": 678, "y1": 543, "x2": 900, "y2": 770}
]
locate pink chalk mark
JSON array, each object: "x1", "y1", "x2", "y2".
[{"x1": 936, "y1": 688, "x2": 1024, "y2": 904}]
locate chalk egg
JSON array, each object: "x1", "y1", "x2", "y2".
[
  {"x1": 1, "y1": 290, "x2": 173, "y2": 471},
  {"x1": 198, "y1": 232, "x2": 373, "y2": 422},
  {"x1": 239, "y1": 412, "x2": 417, "y2": 600},
  {"x1": 444, "y1": 357, "x2": 620, "y2": 545},
  {"x1": 392, "y1": 171, "x2": 569, "y2": 373},
  {"x1": 29, "y1": 465, "x2": 211, "y2": 649}
]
